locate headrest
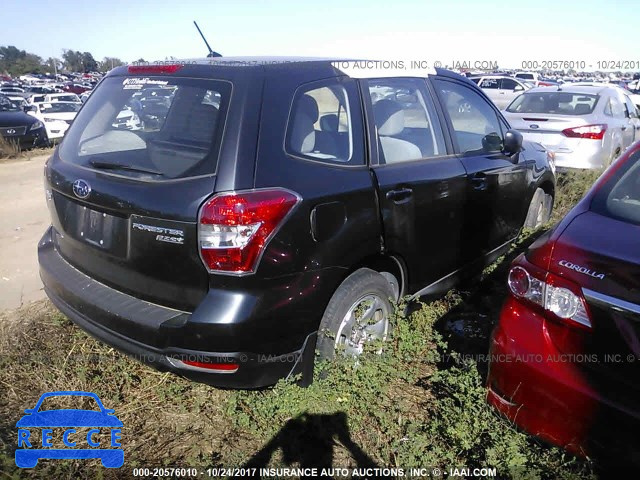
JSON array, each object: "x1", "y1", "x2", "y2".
[
  {"x1": 373, "y1": 99, "x2": 404, "y2": 136},
  {"x1": 290, "y1": 97, "x2": 318, "y2": 154},
  {"x1": 297, "y1": 94, "x2": 319, "y2": 123},
  {"x1": 573, "y1": 104, "x2": 591, "y2": 115},
  {"x1": 320, "y1": 114, "x2": 339, "y2": 132}
]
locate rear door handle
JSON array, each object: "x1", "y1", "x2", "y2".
[{"x1": 386, "y1": 187, "x2": 413, "y2": 203}]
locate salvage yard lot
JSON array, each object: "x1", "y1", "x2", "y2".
[{"x1": 0, "y1": 168, "x2": 601, "y2": 479}]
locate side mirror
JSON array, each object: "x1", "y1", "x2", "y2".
[
  {"x1": 503, "y1": 129, "x2": 523, "y2": 155},
  {"x1": 514, "y1": 85, "x2": 524, "y2": 92},
  {"x1": 23, "y1": 105, "x2": 35, "y2": 113}
]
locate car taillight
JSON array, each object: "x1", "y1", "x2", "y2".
[
  {"x1": 198, "y1": 188, "x2": 301, "y2": 275},
  {"x1": 561, "y1": 124, "x2": 606, "y2": 140},
  {"x1": 127, "y1": 65, "x2": 183, "y2": 74},
  {"x1": 507, "y1": 265, "x2": 592, "y2": 329}
]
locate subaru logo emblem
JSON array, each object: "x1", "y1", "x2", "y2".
[
  {"x1": 72, "y1": 179, "x2": 91, "y2": 199},
  {"x1": 6, "y1": 129, "x2": 16, "y2": 134}
]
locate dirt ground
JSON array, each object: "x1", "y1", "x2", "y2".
[{"x1": 0, "y1": 154, "x2": 51, "y2": 310}]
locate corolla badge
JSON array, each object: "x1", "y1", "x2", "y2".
[
  {"x1": 559, "y1": 260, "x2": 605, "y2": 280},
  {"x1": 72, "y1": 179, "x2": 91, "y2": 199}
]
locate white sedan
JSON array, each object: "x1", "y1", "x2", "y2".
[{"x1": 28, "y1": 101, "x2": 81, "y2": 142}]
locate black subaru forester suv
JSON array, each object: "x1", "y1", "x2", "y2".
[{"x1": 39, "y1": 58, "x2": 555, "y2": 388}]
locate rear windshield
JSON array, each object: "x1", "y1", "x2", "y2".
[
  {"x1": 506, "y1": 92, "x2": 598, "y2": 115},
  {"x1": 59, "y1": 76, "x2": 231, "y2": 179},
  {"x1": 591, "y1": 149, "x2": 640, "y2": 225}
]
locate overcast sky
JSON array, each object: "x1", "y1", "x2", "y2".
[{"x1": 2, "y1": 0, "x2": 637, "y2": 70}]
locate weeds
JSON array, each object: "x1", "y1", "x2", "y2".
[{"x1": 0, "y1": 169, "x2": 602, "y2": 478}]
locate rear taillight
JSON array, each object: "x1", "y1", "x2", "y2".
[
  {"x1": 198, "y1": 188, "x2": 301, "y2": 275},
  {"x1": 508, "y1": 265, "x2": 592, "y2": 329},
  {"x1": 561, "y1": 124, "x2": 606, "y2": 140}
]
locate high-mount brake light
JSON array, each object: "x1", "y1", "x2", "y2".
[
  {"x1": 198, "y1": 189, "x2": 301, "y2": 275},
  {"x1": 127, "y1": 65, "x2": 183, "y2": 74}
]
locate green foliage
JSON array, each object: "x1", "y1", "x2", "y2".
[
  {"x1": 0, "y1": 45, "x2": 122, "y2": 75},
  {"x1": 62, "y1": 49, "x2": 98, "y2": 73},
  {"x1": 0, "y1": 45, "x2": 45, "y2": 75}
]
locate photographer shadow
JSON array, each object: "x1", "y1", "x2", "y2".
[{"x1": 238, "y1": 412, "x2": 389, "y2": 479}]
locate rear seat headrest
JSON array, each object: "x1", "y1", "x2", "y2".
[
  {"x1": 297, "y1": 94, "x2": 319, "y2": 123},
  {"x1": 373, "y1": 99, "x2": 405, "y2": 136}
]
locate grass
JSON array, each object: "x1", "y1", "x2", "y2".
[
  {"x1": 0, "y1": 136, "x2": 55, "y2": 163},
  {"x1": 0, "y1": 169, "x2": 603, "y2": 479}
]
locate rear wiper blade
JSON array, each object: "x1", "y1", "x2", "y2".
[{"x1": 89, "y1": 160, "x2": 163, "y2": 176}]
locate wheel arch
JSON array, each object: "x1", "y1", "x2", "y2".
[{"x1": 346, "y1": 253, "x2": 408, "y2": 301}]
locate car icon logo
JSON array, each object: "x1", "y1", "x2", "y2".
[
  {"x1": 6, "y1": 128, "x2": 16, "y2": 135},
  {"x1": 530, "y1": 124, "x2": 539, "y2": 129},
  {"x1": 72, "y1": 179, "x2": 91, "y2": 199},
  {"x1": 15, "y1": 391, "x2": 124, "y2": 468}
]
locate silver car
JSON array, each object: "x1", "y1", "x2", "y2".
[
  {"x1": 469, "y1": 75, "x2": 533, "y2": 109},
  {"x1": 503, "y1": 85, "x2": 640, "y2": 169}
]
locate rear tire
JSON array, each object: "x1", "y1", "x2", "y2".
[
  {"x1": 524, "y1": 188, "x2": 550, "y2": 229},
  {"x1": 316, "y1": 268, "x2": 395, "y2": 360}
]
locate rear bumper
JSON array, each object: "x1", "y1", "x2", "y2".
[
  {"x1": 521, "y1": 133, "x2": 607, "y2": 169},
  {"x1": 39, "y1": 226, "x2": 317, "y2": 388},
  {"x1": 487, "y1": 296, "x2": 640, "y2": 460},
  {"x1": 551, "y1": 142, "x2": 608, "y2": 170}
]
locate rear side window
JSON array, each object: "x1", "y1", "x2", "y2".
[
  {"x1": 499, "y1": 78, "x2": 520, "y2": 90},
  {"x1": 286, "y1": 81, "x2": 355, "y2": 164},
  {"x1": 591, "y1": 150, "x2": 640, "y2": 225},
  {"x1": 606, "y1": 96, "x2": 626, "y2": 119},
  {"x1": 479, "y1": 78, "x2": 499, "y2": 89},
  {"x1": 506, "y1": 92, "x2": 598, "y2": 115},
  {"x1": 59, "y1": 76, "x2": 231, "y2": 179}
]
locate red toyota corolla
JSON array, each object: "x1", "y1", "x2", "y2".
[{"x1": 487, "y1": 140, "x2": 640, "y2": 462}]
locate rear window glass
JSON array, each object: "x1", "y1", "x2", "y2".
[
  {"x1": 591, "y1": 150, "x2": 640, "y2": 225},
  {"x1": 506, "y1": 92, "x2": 598, "y2": 115},
  {"x1": 286, "y1": 81, "x2": 354, "y2": 164},
  {"x1": 59, "y1": 76, "x2": 231, "y2": 179}
]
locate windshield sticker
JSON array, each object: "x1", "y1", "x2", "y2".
[{"x1": 122, "y1": 78, "x2": 169, "y2": 89}]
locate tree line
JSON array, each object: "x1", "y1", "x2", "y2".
[{"x1": 0, "y1": 45, "x2": 127, "y2": 76}]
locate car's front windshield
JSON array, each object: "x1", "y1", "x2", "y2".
[{"x1": 0, "y1": 96, "x2": 20, "y2": 112}]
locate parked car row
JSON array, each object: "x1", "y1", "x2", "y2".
[{"x1": 470, "y1": 73, "x2": 640, "y2": 169}]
